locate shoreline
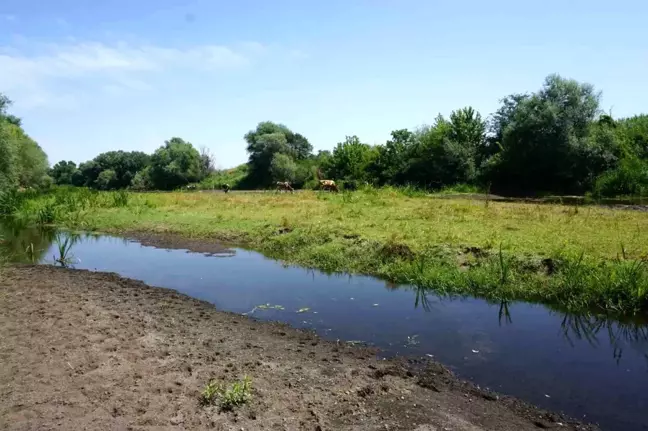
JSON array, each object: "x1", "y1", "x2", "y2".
[
  {"x1": 12, "y1": 188, "x2": 648, "y2": 315},
  {"x1": 0, "y1": 265, "x2": 597, "y2": 430}
]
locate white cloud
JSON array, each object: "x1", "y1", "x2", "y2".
[{"x1": 0, "y1": 40, "x2": 260, "y2": 109}]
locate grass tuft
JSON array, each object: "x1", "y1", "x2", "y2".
[{"x1": 200, "y1": 376, "x2": 252, "y2": 410}]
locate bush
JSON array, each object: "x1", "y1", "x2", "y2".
[{"x1": 594, "y1": 157, "x2": 648, "y2": 197}]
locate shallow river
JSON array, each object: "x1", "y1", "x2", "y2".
[{"x1": 1, "y1": 226, "x2": 646, "y2": 431}]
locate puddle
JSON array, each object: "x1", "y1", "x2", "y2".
[{"x1": 1, "y1": 225, "x2": 647, "y2": 431}]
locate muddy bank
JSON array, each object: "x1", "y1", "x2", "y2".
[
  {"x1": 122, "y1": 231, "x2": 240, "y2": 256},
  {"x1": 0, "y1": 266, "x2": 597, "y2": 430}
]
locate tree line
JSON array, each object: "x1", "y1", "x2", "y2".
[
  {"x1": 239, "y1": 74, "x2": 648, "y2": 197},
  {"x1": 3, "y1": 73, "x2": 648, "y2": 197},
  {"x1": 48, "y1": 138, "x2": 215, "y2": 191}
]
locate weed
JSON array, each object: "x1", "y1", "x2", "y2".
[
  {"x1": 0, "y1": 189, "x2": 23, "y2": 216},
  {"x1": 497, "y1": 244, "x2": 511, "y2": 287},
  {"x1": 112, "y1": 190, "x2": 130, "y2": 207},
  {"x1": 200, "y1": 376, "x2": 252, "y2": 410},
  {"x1": 25, "y1": 242, "x2": 36, "y2": 263},
  {"x1": 36, "y1": 203, "x2": 57, "y2": 225}
]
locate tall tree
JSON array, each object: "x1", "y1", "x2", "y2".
[
  {"x1": 0, "y1": 94, "x2": 50, "y2": 190},
  {"x1": 50, "y1": 161, "x2": 78, "y2": 185},
  {"x1": 244, "y1": 122, "x2": 312, "y2": 186},
  {"x1": 486, "y1": 74, "x2": 602, "y2": 195},
  {"x1": 327, "y1": 136, "x2": 378, "y2": 182},
  {"x1": 368, "y1": 129, "x2": 416, "y2": 185},
  {"x1": 148, "y1": 137, "x2": 204, "y2": 190}
]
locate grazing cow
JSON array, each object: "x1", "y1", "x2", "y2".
[
  {"x1": 221, "y1": 183, "x2": 231, "y2": 193},
  {"x1": 276, "y1": 181, "x2": 294, "y2": 193},
  {"x1": 319, "y1": 179, "x2": 339, "y2": 192}
]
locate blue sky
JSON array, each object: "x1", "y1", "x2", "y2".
[{"x1": 1, "y1": 0, "x2": 646, "y2": 168}]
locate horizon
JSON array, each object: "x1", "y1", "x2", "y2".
[{"x1": 1, "y1": 0, "x2": 647, "y2": 169}]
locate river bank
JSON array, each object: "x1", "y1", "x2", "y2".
[
  {"x1": 12, "y1": 188, "x2": 648, "y2": 315},
  {"x1": 0, "y1": 265, "x2": 596, "y2": 430}
]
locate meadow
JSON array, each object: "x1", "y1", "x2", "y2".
[{"x1": 6, "y1": 186, "x2": 648, "y2": 315}]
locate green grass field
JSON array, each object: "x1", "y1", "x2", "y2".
[{"x1": 12, "y1": 187, "x2": 648, "y2": 315}]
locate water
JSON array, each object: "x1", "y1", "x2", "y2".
[{"x1": 1, "y1": 226, "x2": 647, "y2": 431}]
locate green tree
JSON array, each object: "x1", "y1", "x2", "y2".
[
  {"x1": 244, "y1": 122, "x2": 313, "y2": 187},
  {"x1": 486, "y1": 74, "x2": 602, "y2": 195},
  {"x1": 130, "y1": 167, "x2": 152, "y2": 190},
  {"x1": 50, "y1": 161, "x2": 78, "y2": 185},
  {"x1": 96, "y1": 169, "x2": 118, "y2": 190},
  {"x1": 369, "y1": 129, "x2": 416, "y2": 185},
  {"x1": 594, "y1": 157, "x2": 648, "y2": 197},
  {"x1": 149, "y1": 137, "x2": 204, "y2": 190},
  {"x1": 617, "y1": 114, "x2": 648, "y2": 159},
  {"x1": 77, "y1": 160, "x2": 102, "y2": 187},
  {"x1": 327, "y1": 136, "x2": 378, "y2": 182},
  {"x1": 71, "y1": 169, "x2": 86, "y2": 187},
  {"x1": 0, "y1": 118, "x2": 18, "y2": 190},
  {"x1": 270, "y1": 153, "x2": 298, "y2": 183},
  {"x1": 0, "y1": 94, "x2": 50, "y2": 190}
]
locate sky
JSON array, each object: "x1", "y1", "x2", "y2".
[{"x1": 1, "y1": 0, "x2": 647, "y2": 169}]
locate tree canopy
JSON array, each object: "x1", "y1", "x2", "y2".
[
  {"x1": 244, "y1": 122, "x2": 313, "y2": 186},
  {"x1": 0, "y1": 94, "x2": 50, "y2": 191}
]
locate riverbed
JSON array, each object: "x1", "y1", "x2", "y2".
[{"x1": 1, "y1": 226, "x2": 646, "y2": 430}]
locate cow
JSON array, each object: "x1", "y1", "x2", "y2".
[
  {"x1": 276, "y1": 181, "x2": 294, "y2": 193},
  {"x1": 221, "y1": 183, "x2": 231, "y2": 193},
  {"x1": 319, "y1": 179, "x2": 339, "y2": 192}
]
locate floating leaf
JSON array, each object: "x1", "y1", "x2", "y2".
[{"x1": 297, "y1": 307, "x2": 310, "y2": 313}]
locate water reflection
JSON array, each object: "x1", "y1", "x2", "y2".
[
  {"x1": 559, "y1": 312, "x2": 648, "y2": 366},
  {"x1": 0, "y1": 221, "x2": 56, "y2": 263}
]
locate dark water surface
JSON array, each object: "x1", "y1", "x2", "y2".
[{"x1": 1, "y1": 226, "x2": 646, "y2": 431}]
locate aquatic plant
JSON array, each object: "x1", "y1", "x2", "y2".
[
  {"x1": 53, "y1": 233, "x2": 78, "y2": 267},
  {"x1": 25, "y1": 242, "x2": 36, "y2": 263}
]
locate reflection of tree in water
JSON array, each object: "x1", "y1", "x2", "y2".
[
  {"x1": 0, "y1": 221, "x2": 56, "y2": 263},
  {"x1": 400, "y1": 283, "x2": 648, "y2": 367},
  {"x1": 498, "y1": 300, "x2": 512, "y2": 325},
  {"x1": 559, "y1": 312, "x2": 648, "y2": 366}
]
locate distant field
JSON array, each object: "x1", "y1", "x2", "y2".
[
  {"x1": 71, "y1": 189, "x2": 648, "y2": 259},
  {"x1": 16, "y1": 187, "x2": 648, "y2": 314}
]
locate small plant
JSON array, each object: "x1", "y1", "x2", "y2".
[
  {"x1": 53, "y1": 233, "x2": 77, "y2": 267},
  {"x1": 200, "y1": 376, "x2": 252, "y2": 410},
  {"x1": 498, "y1": 243, "x2": 511, "y2": 287},
  {"x1": 25, "y1": 242, "x2": 36, "y2": 263}
]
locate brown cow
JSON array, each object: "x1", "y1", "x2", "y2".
[
  {"x1": 319, "y1": 179, "x2": 339, "y2": 192},
  {"x1": 276, "y1": 181, "x2": 294, "y2": 193}
]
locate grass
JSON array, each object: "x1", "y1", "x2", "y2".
[
  {"x1": 9, "y1": 186, "x2": 648, "y2": 315},
  {"x1": 200, "y1": 376, "x2": 252, "y2": 410}
]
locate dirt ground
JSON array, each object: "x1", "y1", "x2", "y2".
[{"x1": 0, "y1": 265, "x2": 598, "y2": 431}]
